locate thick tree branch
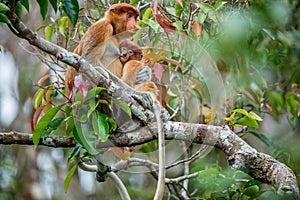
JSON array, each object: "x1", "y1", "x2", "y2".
[
  {"x1": 0, "y1": 131, "x2": 76, "y2": 147},
  {"x1": 1, "y1": 124, "x2": 299, "y2": 197},
  {"x1": 3, "y1": 11, "x2": 299, "y2": 198}
]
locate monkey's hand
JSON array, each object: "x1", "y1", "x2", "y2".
[{"x1": 135, "y1": 66, "x2": 152, "y2": 85}]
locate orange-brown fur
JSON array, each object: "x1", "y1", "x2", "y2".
[
  {"x1": 65, "y1": 3, "x2": 140, "y2": 97},
  {"x1": 119, "y1": 40, "x2": 143, "y2": 65},
  {"x1": 119, "y1": 41, "x2": 158, "y2": 99}
]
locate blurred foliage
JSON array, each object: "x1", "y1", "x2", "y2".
[
  {"x1": 0, "y1": 0, "x2": 300, "y2": 199},
  {"x1": 0, "y1": 147, "x2": 17, "y2": 200}
]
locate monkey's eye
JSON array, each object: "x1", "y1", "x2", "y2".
[
  {"x1": 121, "y1": 47, "x2": 127, "y2": 52},
  {"x1": 128, "y1": 13, "x2": 133, "y2": 18},
  {"x1": 140, "y1": 55, "x2": 143, "y2": 59},
  {"x1": 128, "y1": 50, "x2": 134, "y2": 56}
]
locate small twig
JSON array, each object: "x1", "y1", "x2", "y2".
[
  {"x1": 108, "y1": 172, "x2": 131, "y2": 200},
  {"x1": 157, "y1": 3, "x2": 179, "y2": 22},
  {"x1": 77, "y1": 159, "x2": 131, "y2": 200},
  {"x1": 172, "y1": 184, "x2": 186, "y2": 200},
  {"x1": 181, "y1": 142, "x2": 189, "y2": 198},
  {"x1": 167, "y1": 104, "x2": 180, "y2": 120},
  {"x1": 165, "y1": 171, "x2": 200, "y2": 184},
  {"x1": 166, "y1": 148, "x2": 206, "y2": 169},
  {"x1": 7, "y1": 24, "x2": 21, "y2": 37},
  {"x1": 112, "y1": 158, "x2": 159, "y2": 172},
  {"x1": 78, "y1": 161, "x2": 98, "y2": 172},
  {"x1": 184, "y1": 3, "x2": 193, "y2": 29}
]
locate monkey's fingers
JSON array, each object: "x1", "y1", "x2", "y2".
[
  {"x1": 135, "y1": 66, "x2": 152, "y2": 85},
  {"x1": 132, "y1": 91, "x2": 153, "y2": 109}
]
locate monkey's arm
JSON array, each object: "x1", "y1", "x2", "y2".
[{"x1": 121, "y1": 60, "x2": 143, "y2": 87}]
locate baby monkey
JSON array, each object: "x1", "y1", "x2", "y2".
[{"x1": 119, "y1": 40, "x2": 158, "y2": 99}]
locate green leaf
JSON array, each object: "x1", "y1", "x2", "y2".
[
  {"x1": 287, "y1": 116, "x2": 297, "y2": 129},
  {"x1": 92, "y1": 111, "x2": 109, "y2": 142},
  {"x1": 244, "y1": 179, "x2": 261, "y2": 188},
  {"x1": 198, "y1": 3, "x2": 215, "y2": 14},
  {"x1": 15, "y1": 1, "x2": 23, "y2": 19},
  {"x1": 236, "y1": 117, "x2": 259, "y2": 129},
  {"x1": 85, "y1": 87, "x2": 105, "y2": 102},
  {"x1": 20, "y1": 0, "x2": 29, "y2": 12},
  {"x1": 89, "y1": 8, "x2": 100, "y2": 19},
  {"x1": 71, "y1": 126, "x2": 83, "y2": 146},
  {"x1": 59, "y1": 16, "x2": 68, "y2": 37},
  {"x1": 224, "y1": 112, "x2": 235, "y2": 123},
  {"x1": 43, "y1": 115, "x2": 70, "y2": 137},
  {"x1": 169, "y1": 97, "x2": 179, "y2": 110},
  {"x1": 37, "y1": 0, "x2": 49, "y2": 20},
  {"x1": 143, "y1": 18, "x2": 160, "y2": 32},
  {"x1": 198, "y1": 11, "x2": 207, "y2": 24},
  {"x1": 45, "y1": 24, "x2": 54, "y2": 41},
  {"x1": 107, "y1": 118, "x2": 117, "y2": 132},
  {"x1": 198, "y1": 167, "x2": 220, "y2": 179},
  {"x1": 130, "y1": 0, "x2": 140, "y2": 6},
  {"x1": 142, "y1": 8, "x2": 152, "y2": 20},
  {"x1": 32, "y1": 104, "x2": 65, "y2": 147},
  {"x1": 87, "y1": 100, "x2": 100, "y2": 119},
  {"x1": 35, "y1": 25, "x2": 46, "y2": 33},
  {"x1": 214, "y1": 0, "x2": 224, "y2": 10},
  {"x1": 198, "y1": 3, "x2": 218, "y2": 22},
  {"x1": 249, "y1": 131, "x2": 273, "y2": 147},
  {"x1": 285, "y1": 92, "x2": 300, "y2": 117},
  {"x1": 243, "y1": 185, "x2": 260, "y2": 197},
  {"x1": 248, "y1": 111, "x2": 263, "y2": 121},
  {"x1": 197, "y1": 167, "x2": 234, "y2": 194},
  {"x1": 268, "y1": 91, "x2": 284, "y2": 120},
  {"x1": 0, "y1": 13, "x2": 11, "y2": 24},
  {"x1": 262, "y1": 28, "x2": 276, "y2": 40},
  {"x1": 167, "y1": 89, "x2": 178, "y2": 97},
  {"x1": 64, "y1": 164, "x2": 77, "y2": 192},
  {"x1": 72, "y1": 123, "x2": 98, "y2": 155},
  {"x1": 174, "y1": 20, "x2": 183, "y2": 31},
  {"x1": 62, "y1": 0, "x2": 79, "y2": 27},
  {"x1": 67, "y1": 143, "x2": 81, "y2": 163},
  {"x1": 174, "y1": 1, "x2": 184, "y2": 16},
  {"x1": 49, "y1": 116, "x2": 71, "y2": 129},
  {"x1": 66, "y1": 117, "x2": 75, "y2": 136},
  {"x1": 188, "y1": 88, "x2": 202, "y2": 101},
  {"x1": 49, "y1": 0, "x2": 58, "y2": 12},
  {"x1": 74, "y1": 90, "x2": 83, "y2": 102},
  {"x1": 233, "y1": 108, "x2": 249, "y2": 117},
  {"x1": 0, "y1": 2, "x2": 10, "y2": 13},
  {"x1": 76, "y1": 105, "x2": 89, "y2": 123},
  {"x1": 111, "y1": 98, "x2": 132, "y2": 119}
]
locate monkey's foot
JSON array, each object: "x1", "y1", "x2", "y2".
[{"x1": 132, "y1": 91, "x2": 153, "y2": 109}]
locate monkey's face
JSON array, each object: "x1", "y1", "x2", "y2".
[
  {"x1": 109, "y1": 4, "x2": 140, "y2": 35},
  {"x1": 119, "y1": 45, "x2": 143, "y2": 64}
]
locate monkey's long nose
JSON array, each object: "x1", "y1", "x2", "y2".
[{"x1": 135, "y1": 24, "x2": 141, "y2": 30}]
